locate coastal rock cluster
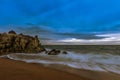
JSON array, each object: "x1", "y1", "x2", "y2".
[
  {"x1": 45, "y1": 49, "x2": 67, "y2": 55},
  {"x1": 0, "y1": 30, "x2": 45, "y2": 54}
]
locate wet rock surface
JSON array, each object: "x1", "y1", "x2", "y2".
[
  {"x1": 46, "y1": 49, "x2": 61, "y2": 55},
  {"x1": 0, "y1": 30, "x2": 45, "y2": 54},
  {"x1": 45, "y1": 49, "x2": 68, "y2": 55},
  {"x1": 62, "y1": 51, "x2": 68, "y2": 54}
]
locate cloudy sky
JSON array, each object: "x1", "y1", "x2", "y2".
[{"x1": 1, "y1": 0, "x2": 120, "y2": 44}]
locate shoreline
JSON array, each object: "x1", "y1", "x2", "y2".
[
  {"x1": 0, "y1": 58, "x2": 120, "y2": 80},
  {"x1": 0, "y1": 58, "x2": 88, "y2": 80}
]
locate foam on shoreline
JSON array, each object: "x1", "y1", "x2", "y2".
[{"x1": 1, "y1": 51, "x2": 120, "y2": 75}]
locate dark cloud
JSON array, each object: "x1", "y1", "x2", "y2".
[{"x1": 56, "y1": 33, "x2": 105, "y2": 39}]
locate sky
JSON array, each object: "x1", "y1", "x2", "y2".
[
  {"x1": 1, "y1": 0, "x2": 120, "y2": 44},
  {"x1": 0, "y1": 0, "x2": 120, "y2": 33}
]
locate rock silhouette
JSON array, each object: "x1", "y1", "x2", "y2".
[
  {"x1": 46, "y1": 49, "x2": 61, "y2": 55},
  {"x1": 45, "y1": 49, "x2": 68, "y2": 55},
  {"x1": 0, "y1": 30, "x2": 45, "y2": 55},
  {"x1": 62, "y1": 51, "x2": 68, "y2": 54}
]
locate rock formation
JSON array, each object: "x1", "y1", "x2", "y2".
[
  {"x1": 46, "y1": 49, "x2": 61, "y2": 55},
  {"x1": 45, "y1": 49, "x2": 68, "y2": 55},
  {"x1": 0, "y1": 30, "x2": 45, "y2": 55},
  {"x1": 62, "y1": 51, "x2": 68, "y2": 54}
]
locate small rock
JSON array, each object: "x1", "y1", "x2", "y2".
[
  {"x1": 62, "y1": 51, "x2": 68, "y2": 54},
  {"x1": 47, "y1": 49, "x2": 61, "y2": 55},
  {"x1": 8, "y1": 30, "x2": 16, "y2": 34},
  {"x1": 45, "y1": 50, "x2": 49, "y2": 54},
  {"x1": 19, "y1": 33, "x2": 23, "y2": 35},
  {"x1": 35, "y1": 35, "x2": 38, "y2": 38}
]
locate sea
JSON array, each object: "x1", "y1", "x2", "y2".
[{"x1": 0, "y1": 45, "x2": 120, "y2": 75}]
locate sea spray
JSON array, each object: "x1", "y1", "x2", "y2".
[{"x1": 2, "y1": 51, "x2": 120, "y2": 74}]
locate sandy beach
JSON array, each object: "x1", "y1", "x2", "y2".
[
  {"x1": 0, "y1": 58, "x2": 120, "y2": 80},
  {"x1": 0, "y1": 58, "x2": 87, "y2": 80}
]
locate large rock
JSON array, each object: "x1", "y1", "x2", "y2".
[{"x1": 0, "y1": 30, "x2": 45, "y2": 54}]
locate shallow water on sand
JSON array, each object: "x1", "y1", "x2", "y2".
[
  {"x1": 1, "y1": 45, "x2": 120, "y2": 75},
  {"x1": 2, "y1": 51, "x2": 119, "y2": 75}
]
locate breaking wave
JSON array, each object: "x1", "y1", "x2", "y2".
[{"x1": 1, "y1": 51, "x2": 120, "y2": 75}]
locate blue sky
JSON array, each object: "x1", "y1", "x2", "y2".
[{"x1": 1, "y1": 0, "x2": 120, "y2": 33}]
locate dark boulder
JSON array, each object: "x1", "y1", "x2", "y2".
[
  {"x1": 62, "y1": 51, "x2": 68, "y2": 54},
  {"x1": 47, "y1": 49, "x2": 61, "y2": 55}
]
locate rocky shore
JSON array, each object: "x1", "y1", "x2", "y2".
[
  {"x1": 0, "y1": 30, "x2": 45, "y2": 54},
  {"x1": 0, "y1": 30, "x2": 67, "y2": 55}
]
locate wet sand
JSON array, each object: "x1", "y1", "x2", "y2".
[
  {"x1": 0, "y1": 58, "x2": 87, "y2": 80},
  {"x1": 0, "y1": 58, "x2": 120, "y2": 80}
]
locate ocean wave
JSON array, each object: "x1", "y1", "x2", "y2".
[{"x1": 2, "y1": 51, "x2": 120, "y2": 74}]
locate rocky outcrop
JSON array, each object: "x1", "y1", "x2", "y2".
[
  {"x1": 46, "y1": 49, "x2": 61, "y2": 55},
  {"x1": 0, "y1": 30, "x2": 45, "y2": 54},
  {"x1": 45, "y1": 49, "x2": 68, "y2": 55}
]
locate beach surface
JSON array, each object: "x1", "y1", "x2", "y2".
[
  {"x1": 0, "y1": 58, "x2": 120, "y2": 80},
  {"x1": 0, "y1": 58, "x2": 87, "y2": 80}
]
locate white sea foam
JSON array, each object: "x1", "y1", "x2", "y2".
[
  {"x1": 0, "y1": 55, "x2": 7, "y2": 58},
  {"x1": 3, "y1": 51, "x2": 120, "y2": 74}
]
